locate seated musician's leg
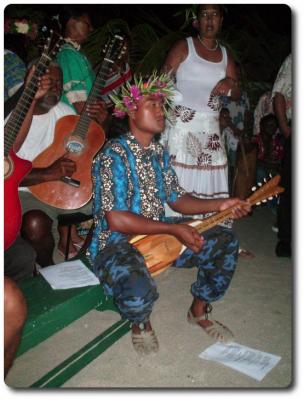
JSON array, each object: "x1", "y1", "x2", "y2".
[
  {"x1": 4, "y1": 236, "x2": 36, "y2": 281},
  {"x1": 172, "y1": 226, "x2": 239, "y2": 343},
  {"x1": 4, "y1": 276, "x2": 27, "y2": 378},
  {"x1": 94, "y1": 237, "x2": 159, "y2": 355}
]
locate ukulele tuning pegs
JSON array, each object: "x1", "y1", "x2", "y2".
[
  {"x1": 251, "y1": 186, "x2": 257, "y2": 191},
  {"x1": 263, "y1": 178, "x2": 267, "y2": 183},
  {"x1": 258, "y1": 182, "x2": 262, "y2": 187},
  {"x1": 268, "y1": 196, "x2": 273, "y2": 200},
  {"x1": 269, "y1": 173, "x2": 273, "y2": 178},
  {"x1": 256, "y1": 202, "x2": 261, "y2": 206},
  {"x1": 262, "y1": 199, "x2": 267, "y2": 203}
]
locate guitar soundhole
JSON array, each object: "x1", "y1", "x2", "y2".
[
  {"x1": 66, "y1": 138, "x2": 85, "y2": 153},
  {"x1": 4, "y1": 156, "x2": 14, "y2": 179}
]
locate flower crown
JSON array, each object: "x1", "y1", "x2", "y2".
[
  {"x1": 4, "y1": 18, "x2": 34, "y2": 35},
  {"x1": 110, "y1": 71, "x2": 175, "y2": 119}
]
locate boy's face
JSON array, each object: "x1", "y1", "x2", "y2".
[
  {"x1": 219, "y1": 109, "x2": 231, "y2": 127},
  {"x1": 132, "y1": 95, "x2": 165, "y2": 134},
  {"x1": 262, "y1": 118, "x2": 278, "y2": 137}
]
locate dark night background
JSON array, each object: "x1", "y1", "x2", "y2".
[
  {"x1": 4, "y1": 4, "x2": 291, "y2": 34},
  {"x1": 4, "y1": 3, "x2": 292, "y2": 109}
]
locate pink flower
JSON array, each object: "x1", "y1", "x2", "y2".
[
  {"x1": 123, "y1": 96, "x2": 133, "y2": 108},
  {"x1": 156, "y1": 80, "x2": 166, "y2": 88},
  {"x1": 113, "y1": 108, "x2": 126, "y2": 118},
  {"x1": 129, "y1": 85, "x2": 141, "y2": 101},
  {"x1": 152, "y1": 91, "x2": 164, "y2": 98}
]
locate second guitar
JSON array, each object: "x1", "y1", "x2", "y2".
[{"x1": 29, "y1": 34, "x2": 125, "y2": 209}]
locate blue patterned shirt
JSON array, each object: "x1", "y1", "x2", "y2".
[
  {"x1": 88, "y1": 132, "x2": 186, "y2": 261},
  {"x1": 4, "y1": 50, "x2": 26, "y2": 102}
]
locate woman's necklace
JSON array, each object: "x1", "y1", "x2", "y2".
[
  {"x1": 197, "y1": 35, "x2": 218, "y2": 52},
  {"x1": 64, "y1": 37, "x2": 81, "y2": 51}
]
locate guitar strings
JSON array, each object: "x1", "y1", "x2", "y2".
[{"x1": 4, "y1": 55, "x2": 51, "y2": 154}]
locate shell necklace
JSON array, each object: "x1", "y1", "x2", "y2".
[{"x1": 197, "y1": 35, "x2": 218, "y2": 51}]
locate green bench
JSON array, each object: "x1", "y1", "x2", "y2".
[{"x1": 16, "y1": 257, "x2": 131, "y2": 388}]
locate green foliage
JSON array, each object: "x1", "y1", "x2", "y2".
[
  {"x1": 7, "y1": 4, "x2": 290, "y2": 110},
  {"x1": 130, "y1": 29, "x2": 185, "y2": 74},
  {"x1": 82, "y1": 19, "x2": 131, "y2": 68}
]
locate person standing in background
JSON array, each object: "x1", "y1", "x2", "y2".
[
  {"x1": 161, "y1": 4, "x2": 240, "y2": 223},
  {"x1": 272, "y1": 54, "x2": 292, "y2": 257}
]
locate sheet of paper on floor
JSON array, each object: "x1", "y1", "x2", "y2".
[
  {"x1": 199, "y1": 342, "x2": 281, "y2": 381},
  {"x1": 39, "y1": 259, "x2": 100, "y2": 290}
]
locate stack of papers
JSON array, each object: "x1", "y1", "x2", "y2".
[
  {"x1": 199, "y1": 342, "x2": 281, "y2": 381},
  {"x1": 39, "y1": 259, "x2": 100, "y2": 290}
]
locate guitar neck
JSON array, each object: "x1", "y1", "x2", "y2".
[
  {"x1": 73, "y1": 62, "x2": 112, "y2": 139},
  {"x1": 194, "y1": 208, "x2": 234, "y2": 234},
  {"x1": 193, "y1": 193, "x2": 265, "y2": 235},
  {"x1": 4, "y1": 53, "x2": 52, "y2": 157}
]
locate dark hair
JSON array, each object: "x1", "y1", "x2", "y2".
[
  {"x1": 196, "y1": 4, "x2": 225, "y2": 18},
  {"x1": 4, "y1": 33, "x2": 28, "y2": 63},
  {"x1": 57, "y1": 5, "x2": 89, "y2": 35}
]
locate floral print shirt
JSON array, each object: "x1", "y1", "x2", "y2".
[
  {"x1": 88, "y1": 132, "x2": 186, "y2": 261},
  {"x1": 272, "y1": 54, "x2": 292, "y2": 122}
]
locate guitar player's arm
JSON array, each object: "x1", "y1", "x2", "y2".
[
  {"x1": 20, "y1": 155, "x2": 76, "y2": 187},
  {"x1": 105, "y1": 210, "x2": 203, "y2": 253},
  {"x1": 168, "y1": 194, "x2": 251, "y2": 219},
  {"x1": 73, "y1": 100, "x2": 109, "y2": 127},
  {"x1": 13, "y1": 69, "x2": 51, "y2": 153}
]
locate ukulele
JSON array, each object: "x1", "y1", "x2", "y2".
[
  {"x1": 29, "y1": 34, "x2": 126, "y2": 210},
  {"x1": 4, "y1": 33, "x2": 64, "y2": 250},
  {"x1": 129, "y1": 175, "x2": 285, "y2": 277}
]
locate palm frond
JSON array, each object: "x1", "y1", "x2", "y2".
[
  {"x1": 83, "y1": 19, "x2": 131, "y2": 67},
  {"x1": 133, "y1": 31, "x2": 186, "y2": 74}
]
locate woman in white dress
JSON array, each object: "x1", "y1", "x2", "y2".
[{"x1": 161, "y1": 4, "x2": 240, "y2": 221}]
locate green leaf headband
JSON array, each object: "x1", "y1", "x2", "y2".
[{"x1": 110, "y1": 71, "x2": 175, "y2": 119}]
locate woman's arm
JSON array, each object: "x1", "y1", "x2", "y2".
[{"x1": 161, "y1": 39, "x2": 188, "y2": 78}]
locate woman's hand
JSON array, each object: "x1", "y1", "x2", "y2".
[{"x1": 211, "y1": 77, "x2": 238, "y2": 97}]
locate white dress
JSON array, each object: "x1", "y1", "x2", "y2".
[{"x1": 161, "y1": 37, "x2": 229, "y2": 220}]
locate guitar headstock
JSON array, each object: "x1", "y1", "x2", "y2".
[
  {"x1": 101, "y1": 34, "x2": 126, "y2": 67},
  {"x1": 40, "y1": 30, "x2": 65, "y2": 62},
  {"x1": 248, "y1": 174, "x2": 284, "y2": 206}
]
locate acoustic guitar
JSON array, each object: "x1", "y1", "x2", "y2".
[
  {"x1": 4, "y1": 33, "x2": 64, "y2": 250},
  {"x1": 29, "y1": 34, "x2": 126, "y2": 210},
  {"x1": 130, "y1": 175, "x2": 284, "y2": 277}
]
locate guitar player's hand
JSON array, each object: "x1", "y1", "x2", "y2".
[
  {"x1": 46, "y1": 155, "x2": 76, "y2": 181},
  {"x1": 171, "y1": 224, "x2": 204, "y2": 253},
  {"x1": 219, "y1": 198, "x2": 251, "y2": 219},
  {"x1": 86, "y1": 101, "x2": 108, "y2": 126},
  {"x1": 26, "y1": 66, "x2": 52, "y2": 101}
]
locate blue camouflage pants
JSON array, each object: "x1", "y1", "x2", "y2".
[{"x1": 93, "y1": 226, "x2": 239, "y2": 324}]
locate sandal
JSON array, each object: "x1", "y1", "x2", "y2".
[
  {"x1": 131, "y1": 330, "x2": 159, "y2": 355},
  {"x1": 187, "y1": 304, "x2": 234, "y2": 344},
  {"x1": 73, "y1": 240, "x2": 85, "y2": 250},
  {"x1": 238, "y1": 248, "x2": 255, "y2": 259}
]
